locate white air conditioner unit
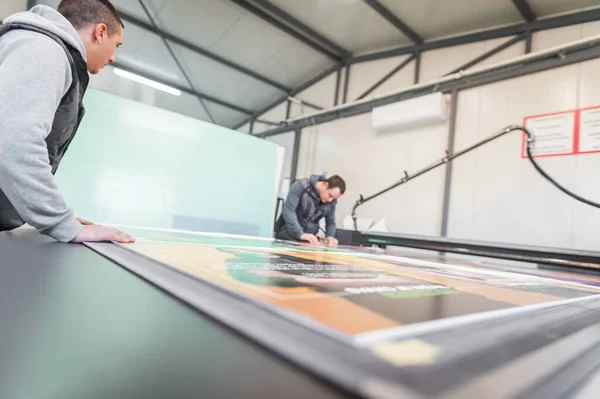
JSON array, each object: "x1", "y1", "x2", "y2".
[{"x1": 371, "y1": 92, "x2": 448, "y2": 133}]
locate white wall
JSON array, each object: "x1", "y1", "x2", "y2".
[
  {"x1": 448, "y1": 65, "x2": 581, "y2": 248},
  {"x1": 1, "y1": 0, "x2": 26, "y2": 20},
  {"x1": 297, "y1": 112, "x2": 448, "y2": 235},
  {"x1": 288, "y1": 21, "x2": 600, "y2": 251},
  {"x1": 447, "y1": 21, "x2": 600, "y2": 250},
  {"x1": 448, "y1": 55, "x2": 600, "y2": 250}
]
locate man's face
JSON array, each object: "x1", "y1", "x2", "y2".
[
  {"x1": 319, "y1": 184, "x2": 342, "y2": 203},
  {"x1": 87, "y1": 23, "x2": 123, "y2": 74}
]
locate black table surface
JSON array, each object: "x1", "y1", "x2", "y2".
[{"x1": 0, "y1": 228, "x2": 349, "y2": 399}]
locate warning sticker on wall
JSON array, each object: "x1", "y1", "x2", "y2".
[
  {"x1": 522, "y1": 111, "x2": 576, "y2": 158},
  {"x1": 579, "y1": 107, "x2": 600, "y2": 154}
]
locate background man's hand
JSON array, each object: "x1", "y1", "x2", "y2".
[
  {"x1": 324, "y1": 237, "x2": 338, "y2": 247},
  {"x1": 299, "y1": 233, "x2": 319, "y2": 245},
  {"x1": 71, "y1": 224, "x2": 135, "y2": 243}
]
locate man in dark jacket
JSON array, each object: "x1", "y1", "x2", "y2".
[
  {"x1": 0, "y1": 0, "x2": 133, "y2": 243},
  {"x1": 275, "y1": 175, "x2": 346, "y2": 247}
]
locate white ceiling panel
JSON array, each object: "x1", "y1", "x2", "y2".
[
  {"x1": 528, "y1": 0, "x2": 600, "y2": 17},
  {"x1": 115, "y1": 20, "x2": 155, "y2": 64},
  {"x1": 35, "y1": 0, "x2": 168, "y2": 24},
  {"x1": 113, "y1": 0, "x2": 169, "y2": 22},
  {"x1": 379, "y1": 0, "x2": 522, "y2": 41},
  {"x1": 204, "y1": 102, "x2": 248, "y2": 128},
  {"x1": 151, "y1": 0, "x2": 246, "y2": 49},
  {"x1": 213, "y1": 15, "x2": 334, "y2": 87},
  {"x1": 169, "y1": 40, "x2": 286, "y2": 111},
  {"x1": 132, "y1": 0, "x2": 333, "y2": 89},
  {"x1": 119, "y1": 28, "x2": 188, "y2": 86},
  {"x1": 90, "y1": 66, "x2": 212, "y2": 123},
  {"x1": 268, "y1": 0, "x2": 412, "y2": 53}
]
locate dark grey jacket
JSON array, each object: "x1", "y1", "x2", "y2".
[{"x1": 275, "y1": 175, "x2": 337, "y2": 241}]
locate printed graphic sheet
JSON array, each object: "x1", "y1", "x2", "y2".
[{"x1": 116, "y1": 227, "x2": 600, "y2": 341}]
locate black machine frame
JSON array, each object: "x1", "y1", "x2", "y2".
[{"x1": 339, "y1": 229, "x2": 600, "y2": 272}]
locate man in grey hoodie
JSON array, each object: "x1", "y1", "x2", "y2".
[
  {"x1": 0, "y1": 0, "x2": 134, "y2": 243},
  {"x1": 274, "y1": 175, "x2": 345, "y2": 247}
]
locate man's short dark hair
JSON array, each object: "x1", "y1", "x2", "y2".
[
  {"x1": 58, "y1": 0, "x2": 124, "y2": 35},
  {"x1": 326, "y1": 175, "x2": 346, "y2": 195}
]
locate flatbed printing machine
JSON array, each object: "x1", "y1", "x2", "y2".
[
  {"x1": 3, "y1": 227, "x2": 600, "y2": 399},
  {"x1": 337, "y1": 228, "x2": 600, "y2": 271}
]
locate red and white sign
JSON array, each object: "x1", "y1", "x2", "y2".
[
  {"x1": 578, "y1": 106, "x2": 600, "y2": 154},
  {"x1": 522, "y1": 111, "x2": 577, "y2": 158}
]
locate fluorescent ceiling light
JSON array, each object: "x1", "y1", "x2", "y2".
[{"x1": 113, "y1": 68, "x2": 181, "y2": 96}]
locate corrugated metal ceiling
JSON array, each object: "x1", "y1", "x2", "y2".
[{"x1": 29, "y1": 0, "x2": 600, "y2": 128}]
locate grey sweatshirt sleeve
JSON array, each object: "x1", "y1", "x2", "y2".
[
  {"x1": 0, "y1": 32, "x2": 83, "y2": 242},
  {"x1": 325, "y1": 207, "x2": 336, "y2": 238},
  {"x1": 282, "y1": 180, "x2": 306, "y2": 239}
]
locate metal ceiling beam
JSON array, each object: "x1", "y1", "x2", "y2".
[
  {"x1": 290, "y1": 128, "x2": 301, "y2": 180},
  {"x1": 513, "y1": 0, "x2": 537, "y2": 23},
  {"x1": 226, "y1": 0, "x2": 344, "y2": 60},
  {"x1": 138, "y1": 0, "x2": 215, "y2": 123},
  {"x1": 334, "y1": 67, "x2": 342, "y2": 106},
  {"x1": 249, "y1": 0, "x2": 350, "y2": 57},
  {"x1": 525, "y1": 30, "x2": 533, "y2": 53},
  {"x1": 444, "y1": 34, "x2": 526, "y2": 76},
  {"x1": 253, "y1": 119, "x2": 284, "y2": 127},
  {"x1": 350, "y1": 7, "x2": 600, "y2": 64},
  {"x1": 440, "y1": 89, "x2": 459, "y2": 237},
  {"x1": 256, "y1": 40, "x2": 600, "y2": 137},
  {"x1": 288, "y1": 97, "x2": 324, "y2": 111},
  {"x1": 356, "y1": 54, "x2": 416, "y2": 100},
  {"x1": 362, "y1": 0, "x2": 423, "y2": 44},
  {"x1": 285, "y1": 101, "x2": 291, "y2": 119},
  {"x1": 414, "y1": 51, "x2": 421, "y2": 84},
  {"x1": 117, "y1": 10, "x2": 290, "y2": 92},
  {"x1": 342, "y1": 64, "x2": 351, "y2": 104},
  {"x1": 234, "y1": 61, "x2": 344, "y2": 129},
  {"x1": 111, "y1": 61, "x2": 254, "y2": 116}
]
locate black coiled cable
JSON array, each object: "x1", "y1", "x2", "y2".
[{"x1": 517, "y1": 125, "x2": 600, "y2": 209}]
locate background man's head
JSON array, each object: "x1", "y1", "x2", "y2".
[
  {"x1": 58, "y1": 0, "x2": 124, "y2": 74},
  {"x1": 318, "y1": 175, "x2": 346, "y2": 203}
]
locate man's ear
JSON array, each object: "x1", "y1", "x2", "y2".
[{"x1": 94, "y1": 23, "x2": 108, "y2": 43}]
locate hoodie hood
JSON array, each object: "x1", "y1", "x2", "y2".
[
  {"x1": 3, "y1": 5, "x2": 86, "y2": 61},
  {"x1": 309, "y1": 174, "x2": 326, "y2": 191}
]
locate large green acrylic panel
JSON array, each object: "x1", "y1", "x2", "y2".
[{"x1": 55, "y1": 89, "x2": 283, "y2": 237}]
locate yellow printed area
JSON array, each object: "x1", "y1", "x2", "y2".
[
  {"x1": 121, "y1": 241, "x2": 400, "y2": 335},
  {"x1": 371, "y1": 339, "x2": 441, "y2": 367}
]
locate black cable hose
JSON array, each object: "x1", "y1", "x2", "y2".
[
  {"x1": 352, "y1": 125, "x2": 600, "y2": 231},
  {"x1": 519, "y1": 125, "x2": 600, "y2": 209}
]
